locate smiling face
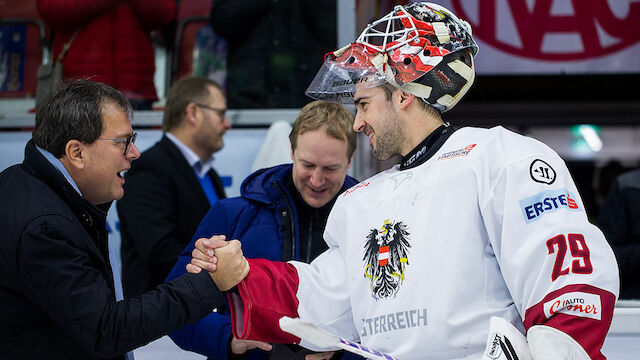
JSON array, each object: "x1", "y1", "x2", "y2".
[
  {"x1": 77, "y1": 102, "x2": 140, "y2": 204},
  {"x1": 291, "y1": 129, "x2": 352, "y2": 208},
  {"x1": 353, "y1": 85, "x2": 406, "y2": 161}
]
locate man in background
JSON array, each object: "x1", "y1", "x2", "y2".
[
  {"x1": 117, "y1": 76, "x2": 230, "y2": 298},
  {"x1": 167, "y1": 101, "x2": 363, "y2": 360},
  {"x1": 36, "y1": 0, "x2": 174, "y2": 109},
  {"x1": 598, "y1": 168, "x2": 640, "y2": 299}
]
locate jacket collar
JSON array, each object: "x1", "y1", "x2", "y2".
[
  {"x1": 240, "y1": 163, "x2": 358, "y2": 206},
  {"x1": 165, "y1": 132, "x2": 215, "y2": 177},
  {"x1": 23, "y1": 140, "x2": 109, "y2": 227},
  {"x1": 157, "y1": 135, "x2": 213, "y2": 204},
  {"x1": 35, "y1": 144, "x2": 83, "y2": 195}
]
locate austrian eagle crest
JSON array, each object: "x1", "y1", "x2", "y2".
[{"x1": 363, "y1": 219, "x2": 411, "y2": 299}]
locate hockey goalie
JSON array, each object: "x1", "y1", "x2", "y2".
[{"x1": 189, "y1": 2, "x2": 619, "y2": 359}]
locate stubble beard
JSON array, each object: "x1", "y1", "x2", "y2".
[
  {"x1": 371, "y1": 108, "x2": 405, "y2": 161},
  {"x1": 195, "y1": 130, "x2": 223, "y2": 158}
]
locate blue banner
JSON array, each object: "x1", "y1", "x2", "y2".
[{"x1": 0, "y1": 24, "x2": 27, "y2": 93}]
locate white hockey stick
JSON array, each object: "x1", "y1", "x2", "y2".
[{"x1": 279, "y1": 316, "x2": 400, "y2": 360}]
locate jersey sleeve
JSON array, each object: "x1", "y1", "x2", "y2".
[
  {"x1": 479, "y1": 138, "x2": 619, "y2": 360},
  {"x1": 229, "y1": 202, "x2": 358, "y2": 350},
  {"x1": 229, "y1": 258, "x2": 301, "y2": 344}
]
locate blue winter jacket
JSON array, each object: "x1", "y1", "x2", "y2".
[{"x1": 166, "y1": 164, "x2": 359, "y2": 360}]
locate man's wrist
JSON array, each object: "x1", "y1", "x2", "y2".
[{"x1": 227, "y1": 335, "x2": 248, "y2": 360}]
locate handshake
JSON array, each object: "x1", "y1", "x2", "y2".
[
  {"x1": 186, "y1": 236, "x2": 339, "y2": 360},
  {"x1": 186, "y1": 235, "x2": 249, "y2": 291}
]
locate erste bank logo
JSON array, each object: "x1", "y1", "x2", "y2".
[
  {"x1": 450, "y1": 0, "x2": 640, "y2": 60},
  {"x1": 519, "y1": 188, "x2": 581, "y2": 223}
]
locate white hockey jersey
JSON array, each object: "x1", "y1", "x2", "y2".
[{"x1": 230, "y1": 126, "x2": 619, "y2": 360}]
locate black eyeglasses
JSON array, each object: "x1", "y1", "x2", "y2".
[
  {"x1": 195, "y1": 103, "x2": 227, "y2": 118},
  {"x1": 98, "y1": 132, "x2": 138, "y2": 155}
]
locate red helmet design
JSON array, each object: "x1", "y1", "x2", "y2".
[{"x1": 306, "y1": 2, "x2": 478, "y2": 112}]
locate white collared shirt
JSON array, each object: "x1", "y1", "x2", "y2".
[{"x1": 165, "y1": 132, "x2": 215, "y2": 178}]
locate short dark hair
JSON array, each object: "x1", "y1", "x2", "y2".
[
  {"x1": 289, "y1": 101, "x2": 357, "y2": 158},
  {"x1": 380, "y1": 82, "x2": 441, "y2": 120},
  {"x1": 33, "y1": 79, "x2": 133, "y2": 158},
  {"x1": 163, "y1": 77, "x2": 223, "y2": 132}
]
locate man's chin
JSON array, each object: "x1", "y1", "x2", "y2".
[
  {"x1": 113, "y1": 188, "x2": 125, "y2": 201},
  {"x1": 303, "y1": 193, "x2": 330, "y2": 208}
]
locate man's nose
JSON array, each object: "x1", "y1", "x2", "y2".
[
  {"x1": 126, "y1": 143, "x2": 141, "y2": 160},
  {"x1": 353, "y1": 112, "x2": 365, "y2": 132},
  {"x1": 309, "y1": 168, "x2": 325, "y2": 187}
]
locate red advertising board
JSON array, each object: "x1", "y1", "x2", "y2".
[{"x1": 414, "y1": 0, "x2": 640, "y2": 74}]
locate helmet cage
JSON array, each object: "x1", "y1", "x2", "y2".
[{"x1": 355, "y1": 6, "x2": 422, "y2": 54}]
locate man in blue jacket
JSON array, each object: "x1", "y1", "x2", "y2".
[{"x1": 166, "y1": 101, "x2": 362, "y2": 360}]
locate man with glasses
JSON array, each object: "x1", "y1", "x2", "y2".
[
  {"x1": 99, "y1": 132, "x2": 138, "y2": 156},
  {"x1": 117, "y1": 76, "x2": 230, "y2": 298},
  {"x1": 0, "y1": 79, "x2": 248, "y2": 359}
]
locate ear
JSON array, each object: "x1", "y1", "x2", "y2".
[
  {"x1": 290, "y1": 148, "x2": 295, "y2": 161},
  {"x1": 64, "y1": 140, "x2": 86, "y2": 170},
  {"x1": 185, "y1": 102, "x2": 200, "y2": 126},
  {"x1": 346, "y1": 153, "x2": 354, "y2": 168},
  {"x1": 397, "y1": 90, "x2": 415, "y2": 111}
]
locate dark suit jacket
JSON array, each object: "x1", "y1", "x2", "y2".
[
  {"x1": 0, "y1": 141, "x2": 225, "y2": 359},
  {"x1": 598, "y1": 169, "x2": 640, "y2": 299},
  {"x1": 117, "y1": 135, "x2": 226, "y2": 298}
]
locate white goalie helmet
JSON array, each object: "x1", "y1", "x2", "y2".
[{"x1": 305, "y1": 2, "x2": 478, "y2": 112}]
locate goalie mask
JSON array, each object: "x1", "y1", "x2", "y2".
[{"x1": 305, "y1": 2, "x2": 478, "y2": 112}]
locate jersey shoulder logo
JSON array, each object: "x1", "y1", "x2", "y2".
[
  {"x1": 343, "y1": 181, "x2": 371, "y2": 196},
  {"x1": 519, "y1": 188, "x2": 581, "y2": 223},
  {"x1": 543, "y1": 291, "x2": 602, "y2": 321},
  {"x1": 530, "y1": 159, "x2": 556, "y2": 184},
  {"x1": 363, "y1": 219, "x2": 411, "y2": 300},
  {"x1": 437, "y1": 143, "x2": 477, "y2": 161}
]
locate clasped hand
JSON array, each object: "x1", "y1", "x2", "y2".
[
  {"x1": 186, "y1": 236, "x2": 336, "y2": 360},
  {"x1": 186, "y1": 235, "x2": 249, "y2": 291}
]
